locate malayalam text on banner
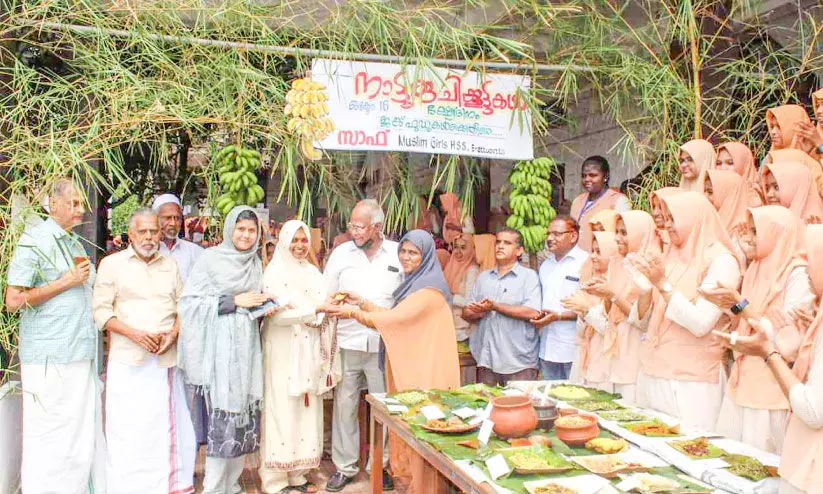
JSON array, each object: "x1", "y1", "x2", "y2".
[{"x1": 311, "y1": 58, "x2": 534, "y2": 160}]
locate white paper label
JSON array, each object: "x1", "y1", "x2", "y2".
[
  {"x1": 420, "y1": 405, "x2": 446, "y2": 421},
  {"x1": 452, "y1": 407, "x2": 476, "y2": 419},
  {"x1": 468, "y1": 416, "x2": 485, "y2": 426},
  {"x1": 387, "y1": 404, "x2": 409, "y2": 414},
  {"x1": 478, "y1": 419, "x2": 494, "y2": 445},
  {"x1": 485, "y1": 453, "x2": 511, "y2": 480}
]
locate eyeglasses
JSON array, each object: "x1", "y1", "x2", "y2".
[
  {"x1": 347, "y1": 222, "x2": 370, "y2": 233},
  {"x1": 546, "y1": 231, "x2": 573, "y2": 238}
]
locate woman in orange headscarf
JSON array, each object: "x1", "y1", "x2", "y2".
[
  {"x1": 443, "y1": 233, "x2": 481, "y2": 342},
  {"x1": 715, "y1": 142, "x2": 764, "y2": 206},
  {"x1": 704, "y1": 206, "x2": 814, "y2": 453},
  {"x1": 650, "y1": 187, "x2": 682, "y2": 256},
  {"x1": 705, "y1": 169, "x2": 751, "y2": 266},
  {"x1": 705, "y1": 170, "x2": 750, "y2": 232},
  {"x1": 563, "y1": 232, "x2": 620, "y2": 391},
  {"x1": 713, "y1": 224, "x2": 823, "y2": 493},
  {"x1": 597, "y1": 211, "x2": 661, "y2": 404},
  {"x1": 766, "y1": 104, "x2": 812, "y2": 152},
  {"x1": 631, "y1": 192, "x2": 741, "y2": 431},
  {"x1": 762, "y1": 161, "x2": 823, "y2": 224},
  {"x1": 678, "y1": 139, "x2": 715, "y2": 193},
  {"x1": 569, "y1": 156, "x2": 631, "y2": 251}
]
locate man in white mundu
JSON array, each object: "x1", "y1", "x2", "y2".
[
  {"x1": 93, "y1": 208, "x2": 195, "y2": 494},
  {"x1": 5, "y1": 178, "x2": 105, "y2": 493}
]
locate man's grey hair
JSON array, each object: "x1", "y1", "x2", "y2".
[
  {"x1": 51, "y1": 177, "x2": 80, "y2": 199},
  {"x1": 128, "y1": 207, "x2": 158, "y2": 229},
  {"x1": 356, "y1": 198, "x2": 385, "y2": 226}
]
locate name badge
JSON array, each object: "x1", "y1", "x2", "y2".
[
  {"x1": 565, "y1": 275, "x2": 580, "y2": 282},
  {"x1": 387, "y1": 266, "x2": 400, "y2": 273}
]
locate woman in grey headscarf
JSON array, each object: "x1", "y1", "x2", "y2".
[{"x1": 178, "y1": 206, "x2": 280, "y2": 494}]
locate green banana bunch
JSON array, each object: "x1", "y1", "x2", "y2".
[
  {"x1": 507, "y1": 157, "x2": 558, "y2": 253},
  {"x1": 213, "y1": 145, "x2": 266, "y2": 216}
]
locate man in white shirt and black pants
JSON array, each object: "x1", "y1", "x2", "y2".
[
  {"x1": 532, "y1": 216, "x2": 589, "y2": 380},
  {"x1": 323, "y1": 199, "x2": 402, "y2": 492}
]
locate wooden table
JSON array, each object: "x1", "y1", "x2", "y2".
[{"x1": 366, "y1": 394, "x2": 496, "y2": 494}]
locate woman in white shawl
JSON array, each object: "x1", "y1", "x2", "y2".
[{"x1": 259, "y1": 220, "x2": 341, "y2": 494}]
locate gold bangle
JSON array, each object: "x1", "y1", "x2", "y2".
[{"x1": 765, "y1": 350, "x2": 782, "y2": 363}]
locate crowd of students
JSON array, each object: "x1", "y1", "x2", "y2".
[{"x1": 6, "y1": 90, "x2": 823, "y2": 494}]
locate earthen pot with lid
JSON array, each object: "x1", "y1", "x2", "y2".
[{"x1": 489, "y1": 395, "x2": 538, "y2": 439}]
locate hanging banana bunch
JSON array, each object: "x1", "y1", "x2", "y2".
[
  {"x1": 506, "y1": 157, "x2": 557, "y2": 253},
  {"x1": 285, "y1": 77, "x2": 335, "y2": 161},
  {"x1": 213, "y1": 145, "x2": 266, "y2": 215}
]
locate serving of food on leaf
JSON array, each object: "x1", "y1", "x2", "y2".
[
  {"x1": 622, "y1": 419, "x2": 681, "y2": 437},
  {"x1": 421, "y1": 416, "x2": 481, "y2": 434},
  {"x1": 668, "y1": 437, "x2": 726, "y2": 459}
]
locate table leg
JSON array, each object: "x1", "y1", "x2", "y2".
[{"x1": 370, "y1": 413, "x2": 384, "y2": 494}]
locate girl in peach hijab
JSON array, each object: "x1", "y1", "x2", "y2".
[
  {"x1": 589, "y1": 209, "x2": 620, "y2": 233},
  {"x1": 597, "y1": 211, "x2": 660, "y2": 404},
  {"x1": 563, "y1": 232, "x2": 620, "y2": 391},
  {"x1": 713, "y1": 224, "x2": 823, "y2": 493},
  {"x1": 768, "y1": 148, "x2": 823, "y2": 199},
  {"x1": 631, "y1": 192, "x2": 741, "y2": 431},
  {"x1": 705, "y1": 170, "x2": 750, "y2": 232},
  {"x1": 705, "y1": 169, "x2": 751, "y2": 266},
  {"x1": 766, "y1": 104, "x2": 812, "y2": 152},
  {"x1": 678, "y1": 139, "x2": 715, "y2": 192},
  {"x1": 715, "y1": 142, "x2": 764, "y2": 206},
  {"x1": 443, "y1": 233, "x2": 481, "y2": 342},
  {"x1": 706, "y1": 206, "x2": 814, "y2": 453},
  {"x1": 762, "y1": 161, "x2": 823, "y2": 224},
  {"x1": 650, "y1": 187, "x2": 682, "y2": 256}
]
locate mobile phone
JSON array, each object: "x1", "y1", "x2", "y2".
[{"x1": 248, "y1": 299, "x2": 279, "y2": 320}]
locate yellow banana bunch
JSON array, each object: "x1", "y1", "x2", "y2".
[
  {"x1": 507, "y1": 157, "x2": 558, "y2": 253},
  {"x1": 284, "y1": 77, "x2": 335, "y2": 161}
]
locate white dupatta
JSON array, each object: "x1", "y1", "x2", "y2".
[{"x1": 262, "y1": 220, "x2": 340, "y2": 399}]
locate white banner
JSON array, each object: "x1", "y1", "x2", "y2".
[{"x1": 311, "y1": 58, "x2": 533, "y2": 160}]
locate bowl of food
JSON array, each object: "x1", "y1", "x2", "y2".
[{"x1": 554, "y1": 414, "x2": 600, "y2": 446}]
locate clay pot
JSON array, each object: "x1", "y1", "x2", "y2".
[
  {"x1": 554, "y1": 414, "x2": 600, "y2": 446},
  {"x1": 490, "y1": 396, "x2": 538, "y2": 439}
]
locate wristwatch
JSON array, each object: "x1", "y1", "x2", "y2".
[
  {"x1": 730, "y1": 299, "x2": 749, "y2": 315},
  {"x1": 817, "y1": 143, "x2": 823, "y2": 155}
]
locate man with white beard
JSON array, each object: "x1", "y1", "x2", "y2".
[{"x1": 93, "y1": 208, "x2": 196, "y2": 494}]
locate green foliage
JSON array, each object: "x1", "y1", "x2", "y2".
[
  {"x1": 0, "y1": 0, "x2": 821, "y2": 381},
  {"x1": 110, "y1": 194, "x2": 140, "y2": 236}
]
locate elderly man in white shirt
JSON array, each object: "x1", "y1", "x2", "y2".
[
  {"x1": 152, "y1": 193, "x2": 207, "y2": 478},
  {"x1": 532, "y1": 216, "x2": 589, "y2": 380},
  {"x1": 323, "y1": 199, "x2": 402, "y2": 492},
  {"x1": 152, "y1": 194, "x2": 204, "y2": 283}
]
